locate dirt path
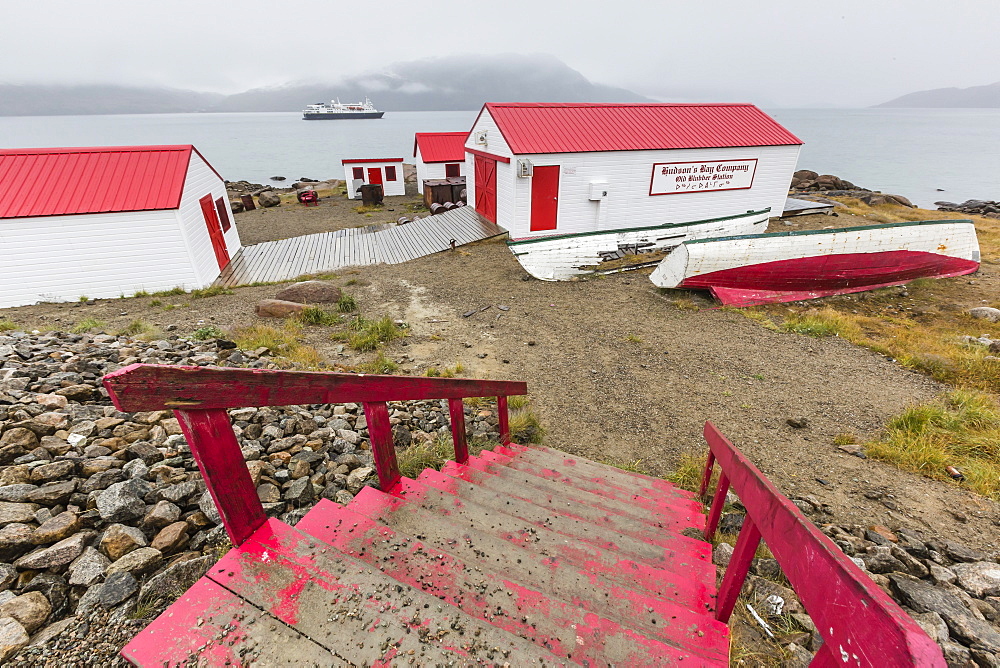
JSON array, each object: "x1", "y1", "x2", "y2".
[{"x1": 4, "y1": 212, "x2": 997, "y2": 552}]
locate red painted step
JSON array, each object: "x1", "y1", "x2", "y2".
[{"x1": 123, "y1": 446, "x2": 728, "y2": 666}]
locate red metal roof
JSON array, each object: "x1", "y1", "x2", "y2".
[
  {"x1": 341, "y1": 158, "x2": 404, "y2": 164},
  {"x1": 0, "y1": 145, "x2": 221, "y2": 219},
  {"x1": 413, "y1": 132, "x2": 468, "y2": 163},
  {"x1": 481, "y1": 103, "x2": 803, "y2": 155}
]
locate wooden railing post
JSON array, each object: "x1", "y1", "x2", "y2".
[
  {"x1": 497, "y1": 396, "x2": 510, "y2": 445},
  {"x1": 363, "y1": 401, "x2": 401, "y2": 493},
  {"x1": 173, "y1": 408, "x2": 266, "y2": 546},
  {"x1": 448, "y1": 398, "x2": 469, "y2": 464},
  {"x1": 703, "y1": 472, "x2": 730, "y2": 542},
  {"x1": 714, "y1": 516, "x2": 762, "y2": 623},
  {"x1": 698, "y1": 450, "x2": 716, "y2": 500}
]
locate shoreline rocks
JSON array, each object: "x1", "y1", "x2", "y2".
[{"x1": 0, "y1": 329, "x2": 503, "y2": 662}]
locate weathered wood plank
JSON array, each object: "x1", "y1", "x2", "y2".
[
  {"x1": 120, "y1": 578, "x2": 336, "y2": 666},
  {"x1": 703, "y1": 421, "x2": 945, "y2": 666},
  {"x1": 174, "y1": 408, "x2": 267, "y2": 545},
  {"x1": 363, "y1": 401, "x2": 400, "y2": 491},
  {"x1": 103, "y1": 364, "x2": 527, "y2": 411}
]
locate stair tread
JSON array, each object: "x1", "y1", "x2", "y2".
[
  {"x1": 444, "y1": 454, "x2": 705, "y2": 525},
  {"x1": 419, "y1": 467, "x2": 705, "y2": 549},
  {"x1": 294, "y1": 500, "x2": 730, "y2": 664},
  {"x1": 394, "y1": 476, "x2": 712, "y2": 569},
  {"x1": 343, "y1": 485, "x2": 717, "y2": 607}
]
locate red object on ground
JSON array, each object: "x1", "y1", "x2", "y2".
[
  {"x1": 700, "y1": 421, "x2": 946, "y2": 666},
  {"x1": 296, "y1": 189, "x2": 318, "y2": 205},
  {"x1": 0, "y1": 145, "x2": 223, "y2": 219},
  {"x1": 681, "y1": 250, "x2": 980, "y2": 307},
  {"x1": 479, "y1": 103, "x2": 802, "y2": 155},
  {"x1": 413, "y1": 132, "x2": 468, "y2": 162}
]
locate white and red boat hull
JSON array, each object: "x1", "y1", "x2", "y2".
[{"x1": 649, "y1": 220, "x2": 980, "y2": 306}]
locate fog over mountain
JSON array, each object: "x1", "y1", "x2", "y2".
[
  {"x1": 0, "y1": 54, "x2": 650, "y2": 117},
  {"x1": 876, "y1": 81, "x2": 1000, "y2": 108}
]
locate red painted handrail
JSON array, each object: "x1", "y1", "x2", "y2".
[
  {"x1": 700, "y1": 422, "x2": 945, "y2": 667},
  {"x1": 103, "y1": 364, "x2": 526, "y2": 545}
]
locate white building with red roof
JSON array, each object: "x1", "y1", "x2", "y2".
[
  {"x1": 413, "y1": 132, "x2": 467, "y2": 194},
  {"x1": 342, "y1": 158, "x2": 406, "y2": 199},
  {"x1": 464, "y1": 103, "x2": 803, "y2": 241},
  {"x1": 0, "y1": 145, "x2": 239, "y2": 308}
]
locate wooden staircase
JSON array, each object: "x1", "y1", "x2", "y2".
[{"x1": 102, "y1": 365, "x2": 947, "y2": 667}]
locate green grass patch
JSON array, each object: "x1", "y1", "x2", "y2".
[
  {"x1": 397, "y1": 435, "x2": 489, "y2": 479},
  {"x1": 116, "y1": 318, "x2": 161, "y2": 340},
  {"x1": 71, "y1": 318, "x2": 107, "y2": 334},
  {"x1": 192, "y1": 325, "x2": 224, "y2": 340},
  {"x1": 0, "y1": 319, "x2": 17, "y2": 333},
  {"x1": 152, "y1": 286, "x2": 187, "y2": 297},
  {"x1": 782, "y1": 308, "x2": 861, "y2": 338},
  {"x1": 356, "y1": 353, "x2": 398, "y2": 374},
  {"x1": 508, "y1": 398, "x2": 545, "y2": 445},
  {"x1": 232, "y1": 321, "x2": 302, "y2": 355},
  {"x1": 132, "y1": 290, "x2": 150, "y2": 298},
  {"x1": 337, "y1": 294, "x2": 358, "y2": 313},
  {"x1": 866, "y1": 389, "x2": 1000, "y2": 499},
  {"x1": 298, "y1": 306, "x2": 342, "y2": 326},
  {"x1": 342, "y1": 316, "x2": 405, "y2": 352},
  {"x1": 666, "y1": 451, "x2": 710, "y2": 494},
  {"x1": 190, "y1": 285, "x2": 234, "y2": 299}
]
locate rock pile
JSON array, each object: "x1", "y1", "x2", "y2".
[
  {"x1": 714, "y1": 503, "x2": 1000, "y2": 666},
  {"x1": 0, "y1": 330, "x2": 501, "y2": 661},
  {"x1": 935, "y1": 200, "x2": 1000, "y2": 219},
  {"x1": 790, "y1": 170, "x2": 915, "y2": 208}
]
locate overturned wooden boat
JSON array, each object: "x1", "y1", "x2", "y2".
[
  {"x1": 507, "y1": 208, "x2": 770, "y2": 281},
  {"x1": 649, "y1": 219, "x2": 980, "y2": 307}
]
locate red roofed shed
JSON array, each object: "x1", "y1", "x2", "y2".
[
  {"x1": 413, "y1": 132, "x2": 468, "y2": 194},
  {"x1": 0, "y1": 145, "x2": 240, "y2": 308},
  {"x1": 463, "y1": 103, "x2": 802, "y2": 239}
]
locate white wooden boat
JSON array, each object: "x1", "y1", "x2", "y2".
[
  {"x1": 648, "y1": 219, "x2": 980, "y2": 306},
  {"x1": 507, "y1": 209, "x2": 771, "y2": 281}
]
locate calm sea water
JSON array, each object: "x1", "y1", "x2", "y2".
[{"x1": 1, "y1": 108, "x2": 997, "y2": 208}]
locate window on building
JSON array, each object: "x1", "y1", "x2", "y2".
[
  {"x1": 352, "y1": 167, "x2": 364, "y2": 180},
  {"x1": 385, "y1": 166, "x2": 397, "y2": 181},
  {"x1": 214, "y1": 197, "x2": 232, "y2": 232},
  {"x1": 445, "y1": 163, "x2": 461, "y2": 178}
]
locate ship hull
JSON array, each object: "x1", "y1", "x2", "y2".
[{"x1": 302, "y1": 112, "x2": 385, "y2": 120}]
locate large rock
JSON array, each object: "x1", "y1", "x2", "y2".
[
  {"x1": 99, "y1": 572, "x2": 138, "y2": 607},
  {"x1": 952, "y1": 562, "x2": 1000, "y2": 598},
  {"x1": 0, "y1": 428, "x2": 38, "y2": 449},
  {"x1": 99, "y1": 523, "x2": 147, "y2": 561},
  {"x1": 255, "y1": 299, "x2": 306, "y2": 318},
  {"x1": 346, "y1": 466, "x2": 374, "y2": 495},
  {"x1": 0, "y1": 591, "x2": 50, "y2": 633},
  {"x1": 31, "y1": 511, "x2": 80, "y2": 544},
  {"x1": 257, "y1": 191, "x2": 281, "y2": 207},
  {"x1": 68, "y1": 547, "x2": 110, "y2": 587},
  {"x1": 96, "y1": 480, "x2": 146, "y2": 523},
  {"x1": 0, "y1": 524, "x2": 35, "y2": 553},
  {"x1": 0, "y1": 485, "x2": 38, "y2": 503},
  {"x1": 26, "y1": 480, "x2": 76, "y2": 506},
  {"x1": 0, "y1": 616, "x2": 29, "y2": 662},
  {"x1": 0, "y1": 502, "x2": 39, "y2": 526},
  {"x1": 106, "y1": 547, "x2": 163, "y2": 577},
  {"x1": 274, "y1": 281, "x2": 342, "y2": 304},
  {"x1": 969, "y1": 307, "x2": 1000, "y2": 323},
  {"x1": 138, "y1": 555, "x2": 213, "y2": 602},
  {"x1": 14, "y1": 532, "x2": 91, "y2": 570},
  {"x1": 142, "y1": 500, "x2": 181, "y2": 529},
  {"x1": 150, "y1": 522, "x2": 189, "y2": 555}
]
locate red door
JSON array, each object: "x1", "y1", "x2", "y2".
[
  {"x1": 530, "y1": 165, "x2": 559, "y2": 232},
  {"x1": 367, "y1": 167, "x2": 383, "y2": 185},
  {"x1": 199, "y1": 195, "x2": 230, "y2": 271},
  {"x1": 474, "y1": 155, "x2": 497, "y2": 223}
]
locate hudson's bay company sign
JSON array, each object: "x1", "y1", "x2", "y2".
[{"x1": 650, "y1": 159, "x2": 758, "y2": 195}]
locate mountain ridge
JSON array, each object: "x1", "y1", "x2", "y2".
[
  {"x1": 875, "y1": 81, "x2": 1000, "y2": 108},
  {"x1": 0, "y1": 54, "x2": 651, "y2": 117}
]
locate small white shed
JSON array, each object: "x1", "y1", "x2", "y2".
[
  {"x1": 464, "y1": 103, "x2": 803, "y2": 240},
  {"x1": 0, "y1": 144, "x2": 241, "y2": 308},
  {"x1": 413, "y1": 133, "x2": 467, "y2": 194},
  {"x1": 342, "y1": 158, "x2": 406, "y2": 199}
]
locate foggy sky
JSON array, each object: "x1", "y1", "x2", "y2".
[{"x1": 2, "y1": 0, "x2": 997, "y2": 107}]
